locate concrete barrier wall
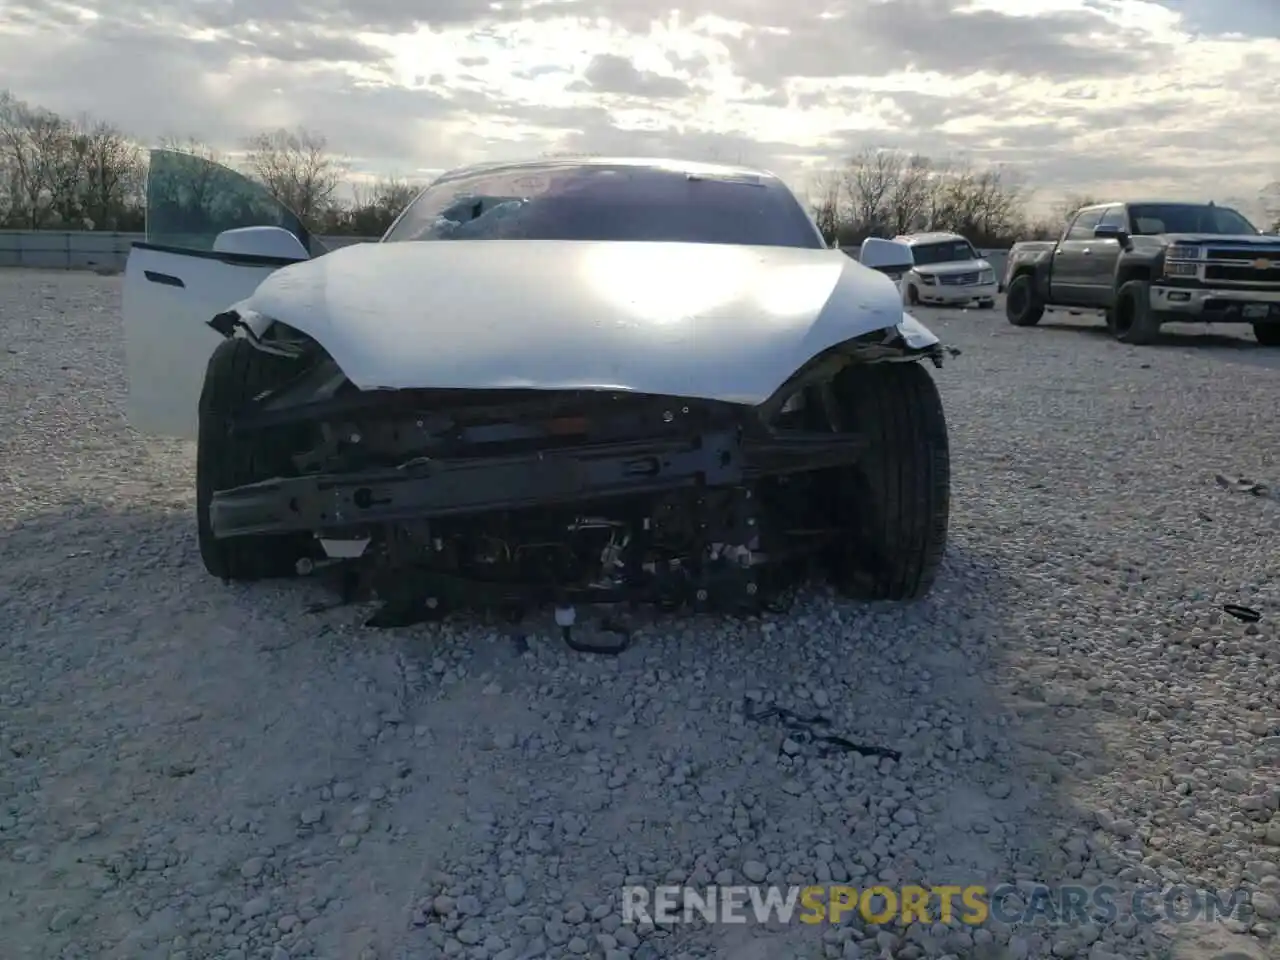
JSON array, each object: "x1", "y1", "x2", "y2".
[
  {"x1": 0, "y1": 231, "x2": 1011, "y2": 281},
  {"x1": 0, "y1": 231, "x2": 378, "y2": 272}
]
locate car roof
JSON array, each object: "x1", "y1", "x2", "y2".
[
  {"x1": 895, "y1": 232, "x2": 970, "y2": 245},
  {"x1": 1081, "y1": 200, "x2": 1232, "y2": 210},
  {"x1": 431, "y1": 156, "x2": 783, "y2": 186}
]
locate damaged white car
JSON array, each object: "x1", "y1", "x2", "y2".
[{"x1": 123, "y1": 151, "x2": 952, "y2": 628}]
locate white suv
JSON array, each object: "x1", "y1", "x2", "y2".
[{"x1": 896, "y1": 232, "x2": 997, "y2": 309}]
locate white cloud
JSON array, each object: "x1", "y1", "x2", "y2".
[{"x1": 1, "y1": 0, "x2": 1277, "y2": 218}]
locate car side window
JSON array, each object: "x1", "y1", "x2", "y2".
[
  {"x1": 1067, "y1": 208, "x2": 1104, "y2": 239},
  {"x1": 144, "y1": 149, "x2": 324, "y2": 256},
  {"x1": 1096, "y1": 206, "x2": 1127, "y2": 231}
]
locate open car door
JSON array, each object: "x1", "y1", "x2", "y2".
[{"x1": 121, "y1": 149, "x2": 327, "y2": 440}]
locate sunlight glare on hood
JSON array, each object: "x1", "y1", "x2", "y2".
[
  {"x1": 579, "y1": 244, "x2": 750, "y2": 324},
  {"x1": 751, "y1": 261, "x2": 840, "y2": 317},
  {"x1": 578, "y1": 244, "x2": 838, "y2": 326}
]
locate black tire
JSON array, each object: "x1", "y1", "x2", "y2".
[
  {"x1": 1111, "y1": 279, "x2": 1161, "y2": 345},
  {"x1": 977, "y1": 299, "x2": 995, "y2": 310},
  {"x1": 906, "y1": 284, "x2": 920, "y2": 306},
  {"x1": 1005, "y1": 274, "x2": 1044, "y2": 326},
  {"x1": 1253, "y1": 323, "x2": 1280, "y2": 347},
  {"x1": 821, "y1": 363, "x2": 950, "y2": 601},
  {"x1": 196, "y1": 338, "x2": 312, "y2": 581}
]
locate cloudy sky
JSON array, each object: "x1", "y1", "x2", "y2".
[{"x1": 2, "y1": 0, "x2": 1278, "y2": 214}]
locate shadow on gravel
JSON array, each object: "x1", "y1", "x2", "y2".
[
  {"x1": 379, "y1": 536, "x2": 1117, "y2": 959},
  {"x1": 1, "y1": 502, "x2": 330, "y2": 626},
  {"x1": 1035, "y1": 321, "x2": 1280, "y2": 374},
  {"x1": 1036, "y1": 320, "x2": 1256, "y2": 349},
  {"x1": 0, "y1": 503, "x2": 1204, "y2": 959}
]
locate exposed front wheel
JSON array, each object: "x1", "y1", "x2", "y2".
[
  {"x1": 196, "y1": 338, "x2": 314, "y2": 581},
  {"x1": 819, "y1": 363, "x2": 950, "y2": 601},
  {"x1": 1005, "y1": 274, "x2": 1044, "y2": 326},
  {"x1": 906, "y1": 284, "x2": 920, "y2": 306},
  {"x1": 977, "y1": 299, "x2": 995, "y2": 310},
  {"x1": 1254, "y1": 323, "x2": 1280, "y2": 347}
]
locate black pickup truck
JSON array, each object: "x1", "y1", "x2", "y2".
[{"x1": 1003, "y1": 201, "x2": 1280, "y2": 345}]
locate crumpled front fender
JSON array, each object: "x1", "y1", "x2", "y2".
[{"x1": 895, "y1": 311, "x2": 938, "y2": 351}]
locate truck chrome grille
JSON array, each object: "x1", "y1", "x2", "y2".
[
  {"x1": 1202, "y1": 245, "x2": 1280, "y2": 286},
  {"x1": 1206, "y1": 264, "x2": 1280, "y2": 284},
  {"x1": 1205, "y1": 246, "x2": 1280, "y2": 261},
  {"x1": 939, "y1": 272, "x2": 980, "y2": 286}
]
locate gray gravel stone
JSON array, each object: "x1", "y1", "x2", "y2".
[{"x1": 1, "y1": 278, "x2": 1276, "y2": 960}]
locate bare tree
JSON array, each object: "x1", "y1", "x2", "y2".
[
  {"x1": 825, "y1": 148, "x2": 1024, "y2": 245},
  {"x1": 933, "y1": 163, "x2": 1027, "y2": 245},
  {"x1": 840, "y1": 147, "x2": 904, "y2": 238},
  {"x1": 330, "y1": 176, "x2": 422, "y2": 236},
  {"x1": 884, "y1": 153, "x2": 934, "y2": 236},
  {"x1": 0, "y1": 90, "x2": 71, "y2": 228},
  {"x1": 805, "y1": 168, "x2": 844, "y2": 245},
  {"x1": 807, "y1": 148, "x2": 1040, "y2": 247},
  {"x1": 9, "y1": 86, "x2": 1280, "y2": 244},
  {"x1": 76, "y1": 120, "x2": 144, "y2": 230},
  {"x1": 1262, "y1": 182, "x2": 1280, "y2": 233},
  {"x1": 1049, "y1": 192, "x2": 1103, "y2": 226},
  {"x1": 241, "y1": 126, "x2": 345, "y2": 222}
]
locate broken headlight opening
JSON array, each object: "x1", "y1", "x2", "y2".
[{"x1": 204, "y1": 332, "x2": 928, "y2": 637}]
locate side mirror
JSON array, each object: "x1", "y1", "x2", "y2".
[
  {"x1": 1093, "y1": 224, "x2": 1129, "y2": 245},
  {"x1": 212, "y1": 226, "x2": 310, "y2": 261},
  {"x1": 859, "y1": 237, "x2": 914, "y2": 276}
]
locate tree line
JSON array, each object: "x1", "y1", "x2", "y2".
[
  {"x1": 2, "y1": 88, "x2": 1278, "y2": 243},
  {"x1": 807, "y1": 148, "x2": 1280, "y2": 248},
  {"x1": 0, "y1": 90, "x2": 417, "y2": 236}
]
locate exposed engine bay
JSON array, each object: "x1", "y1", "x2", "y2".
[{"x1": 205, "y1": 320, "x2": 947, "y2": 634}]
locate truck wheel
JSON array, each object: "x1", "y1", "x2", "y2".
[
  {"x1": 819, "y1": 362, "x2": 950, "y2": 601},
  {"x1": 1111, "y1": 279, "x2": 1161, "y2": 345},
  {"x1": 977, "y1": 299, "x2": 995, "y2": 310},
  {"x1": 1254, "y1": 323, "x2": 1280, "y2": 347},
  {"x1": 196, "y1": 338, "x2": 313, "y2": 581},
  {"x1": 906, "y1": 284, "x2": 921, "y2": 306},
  {"x1": 1005, "y1": 274, "x2": 1044, "y2": 326}
]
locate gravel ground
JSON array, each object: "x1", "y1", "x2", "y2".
[{"x1": 1, "y1": 269, "x2": 1278, "y2": 960}]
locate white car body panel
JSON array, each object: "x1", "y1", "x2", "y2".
[
  {"x1": 122, "y1": 246, "x2": 300, "y2": 438},
  {"x1": 122, "y1": 239, "x2": 939, "y2": 441},
  {"x1": 234, "y1": 239, "x2": 930, "y2": 394}
]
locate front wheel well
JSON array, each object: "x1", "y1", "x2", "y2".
[
  {"x1": 211, "y1": 310, "x2": 326, "y2": 362},
  {"x1": 1115, "y1": 265, "x2": 1153, "y2": 289},
  {"x1": 1010, "y1": 264, "x2": 1042, "y2": 294}
]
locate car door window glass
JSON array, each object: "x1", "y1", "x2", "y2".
[
  {"x1": 1096, "y1": 206, "x2": 1126, "y2": 231},
  {"x1": 1067, "y1": 209, "x2": 1103, "y2": 239},
  {"x1": 144, "y1": 149, "x2": 324, "y2": 256}
]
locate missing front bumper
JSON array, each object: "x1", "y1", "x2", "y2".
[{"x1": 208, "y1": 429, "x2": 868, "y2": 540}]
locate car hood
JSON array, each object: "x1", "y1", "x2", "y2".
[
  {"x1": 913, "y1": 259, "x2": 991, "y2": 275},
  {"x1": 233, "y1": 239, "x2": 938, "y2": 406},
  {"x1": 1159, "y1": 233, "x2": 1280, "y2": 246}
]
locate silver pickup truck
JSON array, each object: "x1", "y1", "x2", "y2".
[{"x1": 1002, "y1": 200, "x2": 1280, "y2": 346}]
